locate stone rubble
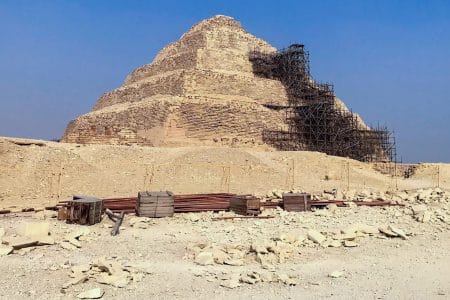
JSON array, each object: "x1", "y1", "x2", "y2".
[{"x1": 63, "y1": 257, "x2": 150, "y2": 290}]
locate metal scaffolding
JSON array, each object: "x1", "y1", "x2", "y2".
[{"x1": 250, "y1": 44, "x2": 396, "y2": 162}]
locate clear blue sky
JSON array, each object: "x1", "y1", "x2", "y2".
[{"x1": 1, "y1": 0, "x2": 449, "y2": 163}]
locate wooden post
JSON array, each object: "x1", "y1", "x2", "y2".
[
  {"x1": 292, "y1": 159, "x2": 295, "y2": 190},
  {"x1": 227, "y1": 165, "x2": 231, "y2": 193},
  {"x1": 57, "y1": 162, "x2": 63, "y2": 201},
  {"x1": 347, "y1": 162, "x2": 350, "y2": 191},
  {"x1": 437, "y1": 165, "x2": 440, "y2": 188}
]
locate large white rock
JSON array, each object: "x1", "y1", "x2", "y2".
[
  {"x1": 77, "y1": 288, "x2": 104, "y2": 299},
  {"x1": 20, "y1": 222, "x2": 49, "y2": 238},
  {"x1": 195, "y1": 251, "x2": 214, "y2": 266},
  {"x1": 307, "y1": 230, "x2": 326, "y2": 244}
]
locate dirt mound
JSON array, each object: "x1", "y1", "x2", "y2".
[{"x1": 1, "y1": 137, "x2": 449, "y2": 209}]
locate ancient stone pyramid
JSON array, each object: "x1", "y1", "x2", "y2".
[
  {"x1": 61, "y1": 15, "x2": 290, "y2": 147},
  {"x1": 62, "y1": 15, "x2": 366, "y2": 150}
]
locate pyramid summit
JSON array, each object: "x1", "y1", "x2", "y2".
[{"x1": 62, "y1": 15, "x2": 393, "y2": 162}]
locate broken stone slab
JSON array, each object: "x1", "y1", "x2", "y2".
[
  {"x1": 329, "y1": 271, "x2": 345, "y2": 278},
  {"x1": 256, "y1": 252, "x2": 278, "y2": 267},
  {"x1": 77, "y1": 288, "x2": 104, "y2": 299},
  {"x1": 275, "y1": 233, "x2": 299, "y2": 244},
  {"x1": 212, "y1": 249, "x2": 228, "y2": 265},
  {"x1": 378, "y1": 227, "x2": 398, "y2": 238},
  {"x1": 259, "y1": 270, "x2": 275, "y2": 282},
  {"x1": 326, "y1": 240, "x2": 342, "y2": 248},
  {"x1": 220, "y1": 273, "x2": 241, "y2": 289},
  {"x1": 343, "y1": 240, "x2": 358, "y2": 247},
  {"x1": 334, "y1": 232, "x2": 357, "y2": 241},
  {"x1": 96, "y1": 273, "x2": 130, "y2": 288},
  {"x1": 19, "y1": 222, "x2": 50, "y2": 238},
  {"x1": 93, "y1": 257, "x2": 125, "y2": 275},
  {"x1": 2, "y1": 237, "x2": 39, "y2": 250},
  {"x1": 0, "y1": 246, "x2": 13, "y2": 256},
  {"x1": 62, "y1": 274, "x2": 88, "y2": 289},
  {"x1": 224, "y1": 257, "x2": 244, "y2": 266},
  {"x1": 307, "y1": 230, "x2": 326, "y2": 244},
  {"x1": 240, "y1": 272, "x2": 261, "y2": 284},
  {"x1": 342, "y1": 224, "x2": 378, "y2": 235},
  {"x1": 277, "y1": 273, "x2": 299, "y2": 286},
  {"x1": 195, "y1": 252, "x2": 214, "y2": 266},
  {"x1": 388, "y1": 225, "x2": 407, "y2": 240}
]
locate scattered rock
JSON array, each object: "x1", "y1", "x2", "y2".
[
  {"x1": 388, "y1": 225, "x2": 407, "y2": 240},
  {"x1": 343, "y1": 240, "x2": 358, "y2": 247},
  {"x1": 259, "y1": 271, "x2": 275, "y2": 282},
  {"x1": 326, "y1": 240, "x2": 342, "y2": 248},
  {"x1": 307, "y1": 230, "x2": 326, "y2": 244},
  {"x1": 77, "y1": 288, "x2": 104, "y2": 299},
  {"x1": 251, "y1": 240, "x2": 269, "y2": 254},
  {"x1": 0, "y1": 246, "x2": 13, "y2": 256},
  {"x1": 3, "y1": 237, "x2": 39, "y2": 250},
  {"x1": 277, "y1": 273, "x2": 299, "y2": 285},
  {"x1": 220, "y1": 274, "x2": 241, "y2": 289},
  {"x1": 63, "y1": 274, "x2": 88, "y2": 289},
  {"x1": 224, "y1": 257, "x2": 244, "y2": 266},
  {"x1": 240, "y1": 272, "x2": 260, "y2": 284},
  {"x1": 329, "y1": 271, "x2": 345, "y2": 278},
  {"x1": 195, "y1": 252, "x2": 214, "y2": 266},
  {"x1": 378, "y1": 227, "x2": 398, "y2": 238}
]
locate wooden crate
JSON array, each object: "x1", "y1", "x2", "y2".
[
  {"x1": 137, "y1": 191, "x2": 174, "y2": 218},
  {"x1": 282, "y1": 193, "x2": 312, "y2": 212},
  {"x1": 230, "y1": 195, "x2": 261, "y2": 215},
  {"x1": 67, "y1": 196, "x2": 103, "y2": 225}
]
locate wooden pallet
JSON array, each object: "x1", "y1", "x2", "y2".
[
  {"x1": 282, "y1": 193, "x2": 312, "y2": 212},
  {"x1": 67, "y1": 196, "x2": 103, "y2": 225},
  {"x1": 230, "y1": 195, "x2": 261, "y2": 215},
  {"x1": 137, "y1": 191, "x2": 174, "y2": 218}
]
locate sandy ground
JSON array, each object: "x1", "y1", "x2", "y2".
[
  {"x1": 0, "y1": 203, "x2": 449, "y2": 299},
  {"x1": 1, "y1": 136, "x2": 449, "y2": 299},
  {"x1": 1, "y1": 137, "x2": 449, "y2": 209}
]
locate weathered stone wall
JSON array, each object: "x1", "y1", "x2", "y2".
[
  {"x1": 93, "y1": 71, "x2": 185, "y2": 110},
  {"x1": 63, "y1": 97, "x2": 285, "y2": 147},
  {"x1": 183, "y1": 70, "x2": 287, "y2": 105}
]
